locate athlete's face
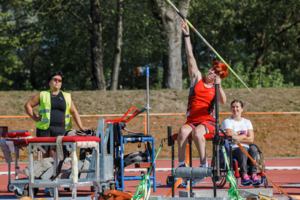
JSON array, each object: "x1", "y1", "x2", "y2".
[
  {"x1": 231, "y1": 102, "x2": 244, "y2": 117},
  {"x1": 206, "y1": 69, "x2": 216, "y2": 82}
]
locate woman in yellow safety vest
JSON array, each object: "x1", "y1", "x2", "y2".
[{"x1": 24, "y1": 69, "x2": 87, "y2": 158}]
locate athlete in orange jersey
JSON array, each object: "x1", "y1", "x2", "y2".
[{"x1": 178, "y1": 19, "x2": 227, "y2": 182}]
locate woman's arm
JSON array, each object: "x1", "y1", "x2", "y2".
[
  {"x1": 225, "y1": 128, "x2": 254, "y2": 144},
  {"x1": 70, "y1": 100, "x2": 87, "y2": 131},
  {"x1": 182, "y1": 19, "x2": 201, "y2": 87},
  {"x1": 24, "y1": 93, "x2": 41, "y2": 122},
  {"x1": 215, "y1": 76, "x2": 226, "y2": 104}
]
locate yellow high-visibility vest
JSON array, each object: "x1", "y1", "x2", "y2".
[{"x1": 36, "y1": 90, "x2": 72, "y2": 130}]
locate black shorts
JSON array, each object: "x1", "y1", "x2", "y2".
[{"x1": 36, "y1": 126, "x2": 66, "y2": 151}]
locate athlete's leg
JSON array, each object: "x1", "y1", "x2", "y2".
[
  {"x1": 178, "y1": 124, "x2": 193, "y2": 163},
  {"x1": 192, "y1": 125, "x2": 207, "y2": 165}
]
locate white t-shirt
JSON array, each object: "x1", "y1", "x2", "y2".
[{"x1": 222, "y1": 117, "x2": 253, "y2": 149}]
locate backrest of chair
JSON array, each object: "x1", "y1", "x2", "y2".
[{"x1": 0, "y1": 126, "x2": 8, "y2": 139}]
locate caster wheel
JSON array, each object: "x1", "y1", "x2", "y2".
[
  {"x1": 49, "y1": 188, "x2": 58, "y2": 197},
  {"x1": 91, "y1": 186, "x2": 95, "y2": 192},
  {"x1": 14, "y1": 186, "x2": 28, "y2": 199},
  {"x1": 109, "y1": 183, "x2": 116, "y2": 190},
  {"x1": 33, "y1": 188, "x2": 39, "y2": 196},
  {"x1": 7, "y1": 183, "x2": 14, "y2": 192},
  {"x1": 264, "y1": 178, "x2": 268, "y2": 188},
  {"x1": 102, "y1": 186, "x2": 107, "y2": 194}
]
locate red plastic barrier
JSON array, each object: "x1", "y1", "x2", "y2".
[{"x1": 105, "y1": 107, "x2": 139, "y2": 124}]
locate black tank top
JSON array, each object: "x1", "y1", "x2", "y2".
[{"x1": 50, "y1": 91, "x2": 66, "y2": 127}]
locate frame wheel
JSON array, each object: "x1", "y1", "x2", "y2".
[
  {"x1": 7, "y1": 183, "x2": 14, "y2": 192},
  {"x1": 214, "y1": 171, "x2": 227, "y2": 188}
]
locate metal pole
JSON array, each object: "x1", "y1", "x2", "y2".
[
  {"x1": 215, "y1": 84, "x2": 220, "y2": 181},
  {"x1": 146, "y1": 67, "x2": 150, "y2": 135},
  {"x1": 189, "y1": 140, "x2": 193, "y2": 197}
]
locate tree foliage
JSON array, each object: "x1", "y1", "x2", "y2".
[{"x1": 0, "y1": 0, "x2": 299, "y2": 91}]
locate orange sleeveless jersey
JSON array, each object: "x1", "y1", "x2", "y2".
[{"x1": 186, "y1": 78, "x2": 215, "y2": 123}]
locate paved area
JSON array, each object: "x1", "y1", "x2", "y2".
[{"x1": 0, "y1": 158, "x2": 299, "y2": 199}]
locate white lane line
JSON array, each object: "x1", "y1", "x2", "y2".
[
  {"x1": 0, "y1": 172, "x2": 15, "y2": 175},
  {"x1": 1, "y1": 166, "x2": 299, "y2": 174},
  {"x1": 123, "y1": 166, "x2": 300, "y2": 172}
]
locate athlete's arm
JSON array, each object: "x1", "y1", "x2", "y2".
[
  {"x1": 215, "y1": 76, "x2": 226, "y2": 104},
  {"x1": 24, "y1": 93, "x2": 41, "y2": 122},
  {"x1": 182, "y1": 19, "x2": 201, "y2": 87}
]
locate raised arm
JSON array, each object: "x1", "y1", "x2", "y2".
[{"x1": 182, "y1": 19, "x2": 201, "y2": 87}]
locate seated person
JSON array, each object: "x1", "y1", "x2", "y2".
[
  {"x1": 222, "y1": 100, "x2": 261, "y2": 185},
  {"x1": 178, "y1": 19, "x2": 227, "y2": 183}
]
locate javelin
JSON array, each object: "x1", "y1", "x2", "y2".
[{"x1": 166, "y1": 0, "x2": 251, "y2": 92}]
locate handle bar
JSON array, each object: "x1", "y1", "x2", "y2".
[{"x1": 105, "y1": 107, "x2": 144, "y2": 124}]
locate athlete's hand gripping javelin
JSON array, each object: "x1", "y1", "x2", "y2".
[{"x1": 182, "y1": 18, "x2": 190, "y2": 36}]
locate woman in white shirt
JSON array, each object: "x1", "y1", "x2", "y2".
[{"x1": 222, "y1": 100, "x2": 260, "y2": 185}]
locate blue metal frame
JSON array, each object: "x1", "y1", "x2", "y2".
[{"x1": 115, "y1": 136, "x2": 156, "y2": 192}]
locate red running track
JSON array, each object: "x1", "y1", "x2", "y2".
[{"x1": 0, "y1": 158, "x2": 299, "y2": 199}]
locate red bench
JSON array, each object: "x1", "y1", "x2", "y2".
[
  {"x1": 171, "y1": 132, "x2": 230, "y2": 141},
  {"x1": 27, "y1": 136, "x2": 100, "y2": 143}
]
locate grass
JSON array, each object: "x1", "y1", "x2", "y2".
[
  {"x1": 0, "y1": 87, "x2": 299, "y2": 116},
  {"x1": 0, "y1": 87, "x2": 300, "y2": 159}
]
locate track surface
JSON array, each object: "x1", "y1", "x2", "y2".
[{"x1": 0, "y1": 158, "x2": 299, "y2": 199}]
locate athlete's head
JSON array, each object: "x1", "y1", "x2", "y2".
[
  {"x1": 230, "y1": 99, "x2": 245, "y2": 117},
  {"x1": 205, "y1": 68, "x2": 217, "y2": 82},
  {"x1": 211, "y1": 61, "x2": 229, "y2": 79}
]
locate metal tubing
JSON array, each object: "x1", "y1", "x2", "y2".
[
  {"x1": 171, "y1": 126, "x2": 174, "y2": 197},
  {"x1": 54, "y1": 149, "x2": 59, "y2": 199},
  {"x1": 189, "y1": 140, "x2": 192, "y2": 195},
  {"x1": 215, "y1": 84, "x2": 220, "y2": 181},
  {"x1": 172, "y1": 167, "x2": 213, "y2": 178},
  {"x1": 29, "y1": 144, "x2": 34, "y2": 199},
  {"x1": 146, "y1": 67, "x2": 150, "y2": 135},
  {"x1": 15, "y1": 146, "x2": 18, "y2": 180},
  {"x1": 120, "y1": 136, "x2": 125, "y2": 192},
  {"x1": 229, "y1": 140, "x2": 233, "y2": 171},
  {"x1": 8, "y1": 160, "x2": 11, "y2": 185},
  {"x1": 168, "y1": 126, "x2": 172, "y2": 146},
  {"x1": 152, "y1": 138, "x2": 156, "y2": 191}
]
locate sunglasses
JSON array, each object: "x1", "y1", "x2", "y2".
[{"x1": 52, "y1": 78, "x2": 62, "y2": 83}]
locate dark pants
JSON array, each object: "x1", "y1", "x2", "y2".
[
  {"x1": 232, "y1": 145, "x2": 258, "y2": 176},
  {"x1": 36, "y1": 126, "x2": 66, "y2": 151}
]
